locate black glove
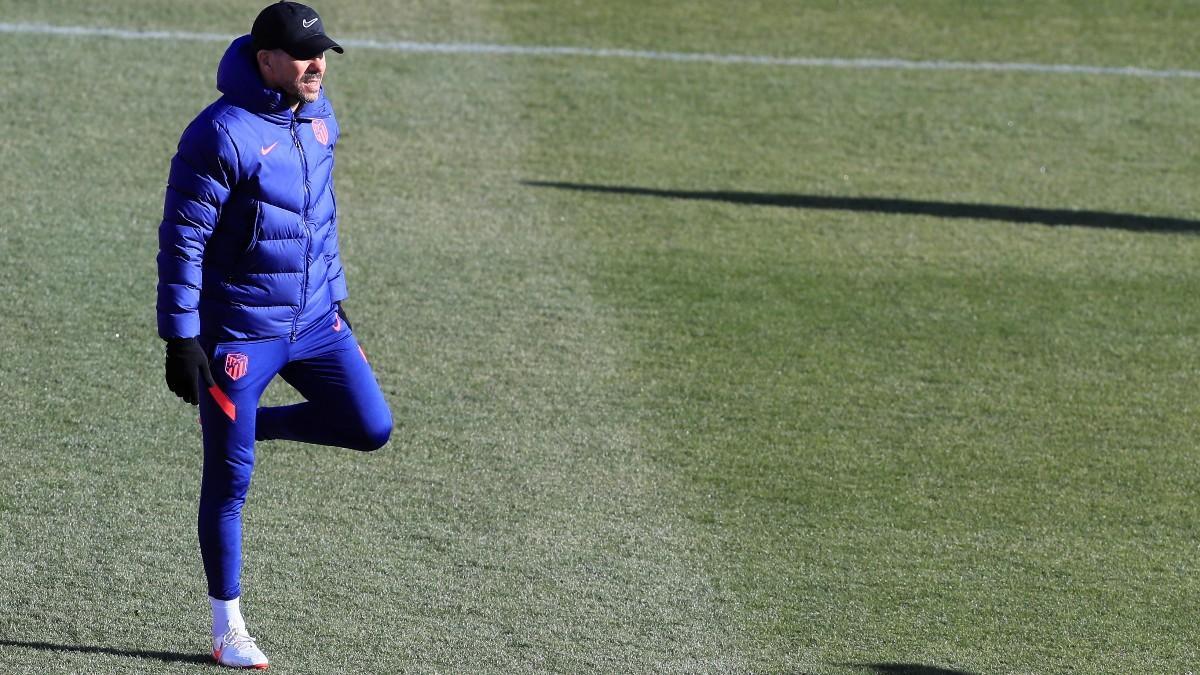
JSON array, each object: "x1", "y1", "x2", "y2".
[
  {"x1": 164, "y1": 337, "x2": 215, "y2": 405},
  {"x1": 336, "y1": 302, "x2": 352, "y2": 331}
]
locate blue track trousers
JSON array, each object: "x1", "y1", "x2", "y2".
[{"x1": 197, "y1": 309, "x2": 392, "y2": 600}]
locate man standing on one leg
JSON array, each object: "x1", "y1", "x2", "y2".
[{"x1": 156, "y1": 2, "x2": 393, "y2": 669}]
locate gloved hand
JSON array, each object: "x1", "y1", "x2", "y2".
[
  {"x1": 336, "y1": 302, "x2": 352, "y2": 331},
  {"x1": 165, "y1": 337, "x2": 215, "y2": 405}
]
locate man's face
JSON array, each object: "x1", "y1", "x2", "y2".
[{"x1": 258, "y1": 49, "x2": 326, "y2": 105}]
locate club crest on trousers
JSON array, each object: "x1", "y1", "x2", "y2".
[{"x1": 224, "y1": 353, "x2": 249, "y2": 381}]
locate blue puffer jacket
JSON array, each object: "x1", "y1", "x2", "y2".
[{"x1": 157, "y1": 35, "x2": 346, "y2": 342}]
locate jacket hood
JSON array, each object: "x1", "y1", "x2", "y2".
[{"x1": 216, "y1": 34, "x2": 332, "y2": 118}]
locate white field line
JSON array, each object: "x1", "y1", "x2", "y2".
[{"x1": 3, "y1": 21, "x2": 1199, "y2": 79}]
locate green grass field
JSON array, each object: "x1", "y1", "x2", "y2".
[{"x1": 3, "y1": 2, "x2": 1200, "y2": 673}]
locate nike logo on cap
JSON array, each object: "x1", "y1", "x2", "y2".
[
  {"x1": 260, "y1": 142, "x2": 279, "y2": 156},
  {"x1": 302, "y1": 18, "x2": 318, "y2": 28}
]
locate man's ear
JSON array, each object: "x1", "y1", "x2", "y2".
[{"x1": 256, "y1": 50, "x2": 274, "y2": 79}]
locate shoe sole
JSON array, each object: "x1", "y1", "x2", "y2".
[{"x1": 213, "y1": 650, "x2": 269, "y2": 670}]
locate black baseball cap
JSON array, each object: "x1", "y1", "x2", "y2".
[{"x1": 252, "y1": 1, "x2": 343, "y2": 59}]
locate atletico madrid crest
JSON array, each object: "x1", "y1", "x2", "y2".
[
  {"x1": 224, "y1": 353, "x2": 249, "y2": 381},
  {"x1": 312, "y1": 118, "x2": 329, "y2": 145}
]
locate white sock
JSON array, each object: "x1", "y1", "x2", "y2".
[{"x1": 210, "y1": 596, "x2": 246, "y2": 638}]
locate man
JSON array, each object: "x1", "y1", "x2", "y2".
[{"x1": 156, "y1": 2, "x2": 392, "y2": 669}]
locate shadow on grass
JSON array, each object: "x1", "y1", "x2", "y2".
[
  {"x1": 844, "y1": 663, "x2": 976, "y2": 675},
  {"x1": 522, "y1": 180, "x2": 1200, "y2": 234},
  {"x1": 0, "y1": 638, "x2": 210, "y2": 665}
]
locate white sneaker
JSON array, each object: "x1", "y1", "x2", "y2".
[{"x1": 212, "y1": 626, "x2": 269, "y2": 670}]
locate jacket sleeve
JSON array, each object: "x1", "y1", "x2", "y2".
[
  {"x1": 156, "y1": 120, "x2": 239, "y2": 339},
  {"x1": 324, "y1": 113, "x2": 348, "y2": 303},
  {"x1": 325, "y1": 207, "x2": 348, "y2": 303}
]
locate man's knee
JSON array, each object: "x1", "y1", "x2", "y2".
[
  {"x1": 200, "y1": 449, "x2": 255, "y2": 499},
  {"x1": 354, "y1": 414, "x2": 392, "y2": 452}
]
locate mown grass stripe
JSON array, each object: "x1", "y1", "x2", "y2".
[{"x1": 2, "y1": 21, "x2": 1198, "y2": 79}]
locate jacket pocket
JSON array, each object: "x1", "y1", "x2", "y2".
[{"x1": 243, "y1": 201, "x2": 263, "y2": 253}]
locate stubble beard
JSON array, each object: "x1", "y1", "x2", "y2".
[{"x1": 286, "y1": 75, "x2": 322, "y2": 108}]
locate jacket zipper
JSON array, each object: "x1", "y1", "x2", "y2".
[{"x1": 289, "y1": 116, "x2": 313, "y2": 342}]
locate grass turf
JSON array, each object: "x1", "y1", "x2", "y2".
[{"x1": 2, "y1": 2, "x2": 1200, "y2": 673}]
